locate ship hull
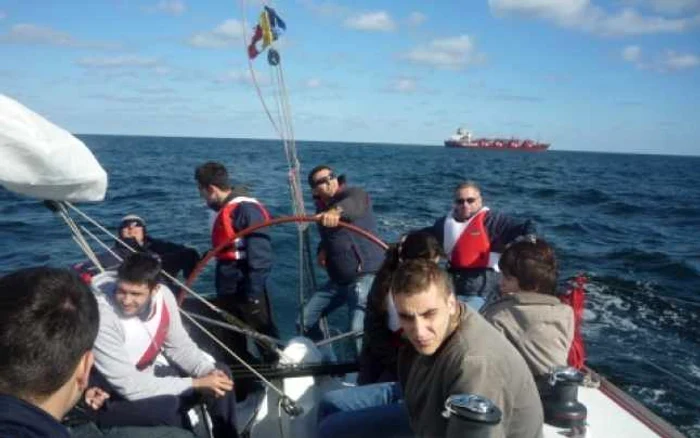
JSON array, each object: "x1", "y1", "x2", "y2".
[{"x1": 444, "y1": 140, "x2": 550, "y2": 151}]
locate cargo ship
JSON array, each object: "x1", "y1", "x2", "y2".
[{"x1": 445, "y1": 127, "x2": 550, "y2": 151}]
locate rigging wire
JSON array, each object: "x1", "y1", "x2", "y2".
[
  {"x1": 65, "y1": 202, "x2": 286, "y2": 356},
  {"x1": 74, "y1": 220, "x2": 293, "y2": 400},
  {"x1": 77, "y1": 223, "x2": 286, "y2": 349},
  {"x1": 238, "y1": 0, "x2": 317, "y2": 338}
]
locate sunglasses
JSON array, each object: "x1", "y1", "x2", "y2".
[
  {"x1": 311, "y1": 173, "x2": 335, "y2": 188},
  {"x1": 454, "y1": 197, "x2": 478, "y2": 205}
]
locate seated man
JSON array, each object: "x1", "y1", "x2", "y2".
[
  {"x1": 425, "y1": 181, "x2": 536, "y2": 310},
  {"x1": 0, "y1": 267, "x2": 99, "y2": 438},
  {"x1": 75, "y1": 214, "x2": 200, "y2": 285},
  {"x1": 481, "y1": 237, "x2": 574, "y2": 380},
  {"x1": 393, "y1": 260, "x2": 543, "y2": 438},
  {"x1": 90, "y1": 252, "x2": 237, "y2": 438}
]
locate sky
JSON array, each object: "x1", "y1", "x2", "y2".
[{"x1": 1, "y1": 0, "x2": 699, "y2": 155}]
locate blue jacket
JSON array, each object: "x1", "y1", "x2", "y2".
[
  {"x1": 74, "y1": 236, "x2": 200, "y2": 281},
  {"x1": 428, "y1": 209, "x2": 536, "y2": 259},
  {"x1": 215, "y1": 190, "x2": 273, "y2": 298},
  {"x1": 316, "y1": 186, "x2": 384, "y2": 285},
  {"x1": 0, "y1": 395, "x2": 70, "y2": 438}
]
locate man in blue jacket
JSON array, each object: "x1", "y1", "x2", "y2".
[
  {"x1": 301, "y1": 165, "x2": 384, "y2": 355},
  {"x1": 0, "y1": 267, "x2": 99, "y2": 438},
  {"x1": 194, "y1": 162, "x2": 279, "y2": 363}
]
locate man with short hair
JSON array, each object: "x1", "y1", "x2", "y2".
[
  {"x1": 194, "y1": 161, "x2": 279, "y2": 363},
  {"x1": 91, "y1": 252, "x2": 237, "y2": 438},
  {"x1": 0, "y1": 267, "x2": 99, "y2": 437},
  {"x1": 392, "y1": 260, "x2": 543, "y2": 438},
  {"x1": 302, "y1": 165, "x2": 384, "y2": 354},
  {"x1": 426, "y1": 181, "x2": 536, "y2": 309}
]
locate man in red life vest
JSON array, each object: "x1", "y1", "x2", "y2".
[
  {"x1": 194, "y1": 162, "x2": 279, "y2": 363},
  {"x1": 425, "y1": 181, "x2": 536, "y2": 310}
]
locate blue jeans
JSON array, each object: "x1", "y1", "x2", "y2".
[
  {"x1": 317, "y1": 382, "x2": 412, "y2": 438},
  {"x1": 301, "y1": 274, "x2": 375, "y2": 354},
  {"x1": 459, "y1": 295, "x2": 486, "y2": 312}
]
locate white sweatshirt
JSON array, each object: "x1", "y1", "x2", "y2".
[{"x1": 91, "y1": 272, "x2": 216, "y2": 401}]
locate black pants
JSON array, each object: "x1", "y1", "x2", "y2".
[
  {"x1": 214, "y1": 262, "x2": 279, "y2": 364},
  {"x1": 88, "y1": 366, "x2": 238, "y2": 438}
]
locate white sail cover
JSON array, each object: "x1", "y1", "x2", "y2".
[{"x1": 0, "y1": 94, "x2": 107, "y2": 201}]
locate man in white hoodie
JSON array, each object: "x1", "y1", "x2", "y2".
[{"x1": 91, "y1": 252, "x2": 237, "y2": 438}]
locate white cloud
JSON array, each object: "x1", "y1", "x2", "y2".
[
  {"x1": 77, "y1": 56, "x2": 161, "y2": 68},
  {"x1": 215, "y1": 70, "x2": 270, "y2": 86},
  {"x1": 407, "y1": 12, "x2": 426, "y2": 26},
  {"x1": 663, "y1": 50, "x2": 700, "y2": 69},
  {"x1": 0, "y1": 23, "x2": 119, "y2": 49},
  {"x1": 643, "y1": 0, "x2": 700, "y2": 15},
  {"x1": 187, "y1": 19, "x2": 245, "y2": 48},
  {"x1": 489, "y1": 0, "x2": 700, "y2": 36},
  {"x1": 344, "y1": 11, "x2": 396, "y2": 32},
  {"x1": 299, "y1": 0, "x2": 350, "y2": 19},
  {"x1": 622, "y1": 45, "x2": 642, "y2": 62},
  {"x1": 304, "y1": 78, "x2": 323, "y2": 89},
  {"x1": 388, "y1": 78, "x2": 417, "y2": 93},
  {"x1": 621, "y1": 45, "x2": 699, "y2": 71},
  {"x1": 403, "y1": 35, "x2": 484, "y2": 70},
  {"x1": 76, "y1": 55, "x2": 170, "y2": 76},
  {"x1": 143, "y1": 0, "x2": 186, "y2": 16}
]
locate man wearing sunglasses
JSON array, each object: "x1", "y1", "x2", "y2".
[
  {"x1": 302, "y1": 165, "x2": 384, "y2": 354},
  {"x1": 425, "y1": 181, "x2": 536, "y2": 310}
]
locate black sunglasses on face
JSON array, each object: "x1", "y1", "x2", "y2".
[
  {"x1": 311, "y1": 173, "x2": 335, "y2": 188},
  {"x1": 454, "y1": 197, "x2": 478, "y2": 205}
]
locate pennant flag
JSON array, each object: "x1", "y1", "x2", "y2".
[{"x1": 247, "y1": 7, "x2": 286, "y2": 60}]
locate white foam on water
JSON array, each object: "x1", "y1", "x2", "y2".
[{"x1": 688, "y1": 363, "x2": 700, "y2": 380}]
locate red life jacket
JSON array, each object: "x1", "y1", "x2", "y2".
[
  {"x1": 211, "y1": 197, "x2": 271, "y2": 261},
  {"x1": 447, "y1": 209, "x2": 491, "y2": 269}
]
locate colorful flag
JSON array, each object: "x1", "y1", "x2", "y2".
[{"x1": 247, "y1": 7, "x2": 286, "y2": 60}]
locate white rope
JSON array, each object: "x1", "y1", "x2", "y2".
[
  {"x1": 55, "y1": 203, "x2": 103, "y2": 272},
  {"x1": 186, "y1": 312, "x2": 284, "y2": 345},
  {"x1": 179, "y1": 309, "x2": 288, "y2": 398},
  {"x1": 238, "y1": 0, "x2": 320, "y2": 343},
  {"x1": 65, "y1": 202, "x2": 286, "y2": 357},
  {"x1": 78, "y1": 223, "x2": 285, "y2": 344},
  {"x1": 315, "y1": 330, "x2": 363, "y2": 347},
  {"x1": 76, "y1": 220, "x2": 297, "y2": 390}
]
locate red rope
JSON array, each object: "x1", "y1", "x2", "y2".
[{"x1": 561, "y1": 274, "x2": 587, "y2": 369}]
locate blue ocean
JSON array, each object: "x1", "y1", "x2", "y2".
[{"x1": 1, "y1": 135, "x2": 699, "y2": 436}]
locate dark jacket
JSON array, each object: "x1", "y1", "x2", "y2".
[
  {"x1": 74, "y1": 237, "x2": 200, "y2": 281},
  {"x1": 358, "y1": 268, "x2": 402, "y2": 385},
  {"x1": 215, "y1": 189, "x2": 273, "y2": 298},
  {"x1": 0, "y1": 394, "x2": 70, "y2": 438},
  {"x1": 428, "y1": 210, "x2": 536, "y2": 257},
  {"x1": 426, "y1": 210, "x2": 536, "y2": 299},
  {"x1": 316, "y1": 186, "x2": 384, "y2": 285},
  {"x1": 398, "y1": 304, "x2": 543, "y2": 438}
]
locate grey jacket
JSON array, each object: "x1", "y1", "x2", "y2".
[
  {"x1": 398, "y1": 303, "x2": 543, "y2": 438},
  {"x1": 481, "y1": 292, "x2": 574, "y2": 377},
  {"x1": 92, "y1": 272, "x2": 216, "y2": 401}
]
